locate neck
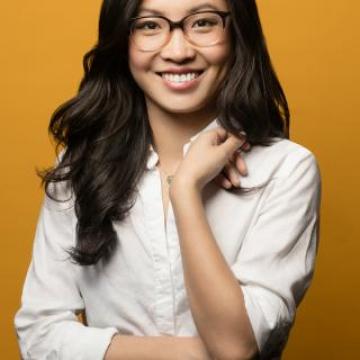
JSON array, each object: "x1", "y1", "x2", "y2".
[{"x1": 146, "y1": 100, "x2": 217, "y2": 168}]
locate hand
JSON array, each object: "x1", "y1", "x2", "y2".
[
  {"x1": 212, "y1": 144, "x2": 250, "y2": 190},
  {"x1": 172, "y1": 127, "x2": 250, "y2": 192}
]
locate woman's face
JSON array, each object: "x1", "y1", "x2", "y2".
[{"x1": 128, "y1": 0, "x2": 232, "y2": 115}]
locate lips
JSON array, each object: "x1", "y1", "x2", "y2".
[{"x1": 156, "y1": 69, "x2": 206, "y2": 90}]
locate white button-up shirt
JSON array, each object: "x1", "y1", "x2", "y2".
[{"x1": 14, "y1": 118, "x2": 321, "y2": 360}]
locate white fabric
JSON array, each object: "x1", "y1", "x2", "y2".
[{"x1": 14, "y1": 117, "x2": 321, "y2": 359}]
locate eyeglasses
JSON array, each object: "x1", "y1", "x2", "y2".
[{"x1": 129, "y1": 10, "x2": 231, "y2": 52}]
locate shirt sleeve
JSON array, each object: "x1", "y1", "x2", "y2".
[
  {"x1": 230, "y1": 147, "x2": 322, "y2": 358},
  {"x1": 14, "y1": 188, "x2": 119, "y2": 360}
]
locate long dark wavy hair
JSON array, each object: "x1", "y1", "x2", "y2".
[{"x1": 39, "y1": 0, "x2": 290, "y2": 266}]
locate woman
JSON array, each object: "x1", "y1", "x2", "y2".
[{"x1": 14, "y1": 0, "x2": 321, "y2": 359}]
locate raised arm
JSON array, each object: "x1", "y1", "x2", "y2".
[{"x1": 169, "y1": 131, "x2": 321, "y2": 359}]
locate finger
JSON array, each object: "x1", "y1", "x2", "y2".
[
  {"x1": 240, "y1": 141, "x2": 251, "y2": 152},
  {"x1": 222, "y1": 134, "x2": 247, "y2": 156},
  {"x1": 224, "y1": 161, "x2": 241, "y2": 187},
  {"x1": 213, "y1": 173, "x2": 232, "y2": 189},
  {"x1": 215, "y1": 127, "x2": 228, "y2": 145},
  {"x1": 234, "y1": 152, "x2": 248, "y2": 176}
]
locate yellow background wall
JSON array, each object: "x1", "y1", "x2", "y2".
[{"x1": 1, "y1": 0, "x2": 359, "y2": 358}]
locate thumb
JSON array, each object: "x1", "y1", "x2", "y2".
[
  {"x1": 221, "y1": 132, "x2": 246, "y2": 155},
  {"x1": 214, "y1": 127, "x2": 228, "y2": 144}
]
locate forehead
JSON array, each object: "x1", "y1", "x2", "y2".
[{"x1": 138, "y1": 0, "x2": 230, "y2": 17}]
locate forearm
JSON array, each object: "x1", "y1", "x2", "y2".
[
  {"x1": 170, "y1": 182, "x2": 257, "y2": 360},
  {"x1": 104, "y1": 334, "x2": 213, "y2": 360}
]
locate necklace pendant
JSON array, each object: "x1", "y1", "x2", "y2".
[{"x1": 166, "y1": 175, "x2": 174, "y2": 185}]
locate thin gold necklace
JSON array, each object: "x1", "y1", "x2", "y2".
[{"x1": 158, "y1": 162, "x2": 181, "y2": 186}]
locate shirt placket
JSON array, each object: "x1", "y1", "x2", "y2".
[{"x1": 143, "y1": 169, "x2": 178, "y2": 335}]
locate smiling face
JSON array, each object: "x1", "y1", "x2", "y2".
[{"x1": 128, "y1": 0, "x2": 233, "y2": 115}]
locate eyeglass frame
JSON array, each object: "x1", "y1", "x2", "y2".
[{"x1": 128, "y1": 10, "x2": 231, "y2": 50}]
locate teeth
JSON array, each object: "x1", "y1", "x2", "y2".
[{"x1": 161, "y1": 72, "x2": 201, "y2": 83}]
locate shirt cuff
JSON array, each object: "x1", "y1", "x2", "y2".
[
  {"x1": 75, "y1": 326, "x2": 119, "y2": 360},
  {"x1": 240, "y1": 284, "x2": 292, "y2": 356}
]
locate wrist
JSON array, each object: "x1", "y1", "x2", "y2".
[{"x1": 170, "y1": 176, "x2": 200, "y2": 200}]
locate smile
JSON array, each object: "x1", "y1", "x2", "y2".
[
  {"x1": 155, "y1": 70, "x2": 205, "y2": 90},
  {"x1": 160, "y1": 71, "x2": 203, "y2": 82}
]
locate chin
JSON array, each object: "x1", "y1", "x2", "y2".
[
  {"x1": 154, "y1": 92, "x2": 213, "y2": 111},
  {"x1": 160, "y1": 101, "x2": 207, "y2": 114}
]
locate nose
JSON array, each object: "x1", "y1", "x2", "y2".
[{"x1": 160, "y1": 28, "x2": 196, "y2": 62}]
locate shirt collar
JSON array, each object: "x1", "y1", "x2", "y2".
[{"x1": 146, "y1": 117, "x2": 220, "y2": 170}]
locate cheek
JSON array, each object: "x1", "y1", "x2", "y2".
[
  {"x1": 204, "y1": 40, "x2": 233, "y2": 70},
  {"x1": 217, "y1": 42, "x2": 233, "y2": 78},
  {"x1": 128, "y1": 45, "x2": 151, "y2": 79},
  {"x1": 202, "y1": 43, "x2": 233, "y2": 93}
]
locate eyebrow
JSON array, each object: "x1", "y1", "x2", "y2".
[{"x1": 138, "y1": 2, "x2": 221, "y2": 16}]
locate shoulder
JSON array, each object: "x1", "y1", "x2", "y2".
[{"x1": 240, "y1": 137, "x2": 320, "y2": 187}]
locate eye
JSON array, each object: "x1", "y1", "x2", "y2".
[
  {"x1": 194, "y1": 19, "x2": 214, "y2": 27},
  {"x1": 192, "y1": 17, "x2": 219, "y2": 28},
  {"x1": 135, "y1": 21, "x2": 160, "y2": 30}
]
